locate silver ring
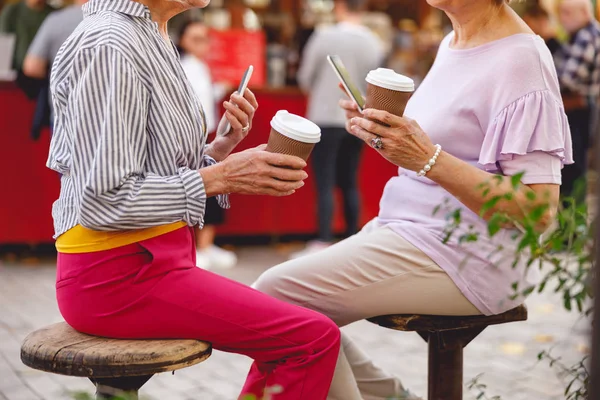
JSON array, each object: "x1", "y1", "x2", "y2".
[
  {"x1": 371, "y1": 136, "x2": 383, "y2": 150},
  {"x1": 241, "y1": 124, "x2": 250, "y2": 133}
]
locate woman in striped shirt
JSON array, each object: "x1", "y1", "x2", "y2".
[{"x1": 47, "y1": 0, "x2": 341, "y2": 398}]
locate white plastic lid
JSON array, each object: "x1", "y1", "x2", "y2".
[
  {"x1": 366, "y1": 68, "x2": 414, "y2": 92},
  {"x1": 270, "y1": 110, "x2": 321, "y2": 144}
]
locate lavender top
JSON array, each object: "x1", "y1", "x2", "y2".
[{"x1": 378, "y1": 33, "x2": 573, "y2": 315}]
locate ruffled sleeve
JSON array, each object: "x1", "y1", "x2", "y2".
[{"x1": 479, "y1": 90, "x2": 573, "y2": 172}]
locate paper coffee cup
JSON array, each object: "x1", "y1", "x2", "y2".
[
  {"x1": 266, "y1": 110, "x2": 321, "y2": 161},
  {"x1": 365, "y1": 68, "x2": 415, "y2": 125}
]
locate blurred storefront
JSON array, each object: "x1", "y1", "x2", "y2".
[{"x1": 0, "y1": 0, "x2": 581, "y2": 245}]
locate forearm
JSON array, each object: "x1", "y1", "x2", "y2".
[
  {"x1": 198, "y1": 162, "x2": 228, "y2": 197},
  {"x1": 427, "y1": 152, "x2": 555, "y2": 229}
]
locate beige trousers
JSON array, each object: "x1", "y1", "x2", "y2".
[{"x1": 252, "y1": 221, "x2": 481, "y2": 400}]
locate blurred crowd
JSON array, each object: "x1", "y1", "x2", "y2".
[
  {"x1": 523, "y1": 0, "x2": 600, "y2": 206},
  {"x1": 1, "y1": 0, "x2": 600, "y2": 261}
]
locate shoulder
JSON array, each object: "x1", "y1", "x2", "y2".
[
  {"x1": 37, "y1": 8, "x2": 65, "y2": 30},
  {"x1": 492, "y1": 34, "x2": 561, "y2": 100},
  {"x1": 45, "y1": 5, "x2": 76, "y2": 21},
  {"x1": 84, "y1": 12, "x2": 143, "y2": 47},
  {"x1": 72, "y1": 12, "x2": 150, "y2": 69}
]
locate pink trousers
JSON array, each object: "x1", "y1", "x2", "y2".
[{"x1": 56, "y1": 227, "x2": 340, "y2": 399}]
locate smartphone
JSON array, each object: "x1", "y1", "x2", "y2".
[
  {"x1": 327, "y1": 55, "x2": 365, "y2": 112},
  {"x1": 216, "y1": 65, "x2": 254, "y2": 136}
]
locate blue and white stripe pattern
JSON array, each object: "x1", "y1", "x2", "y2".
[{"x1": 47, "y1": 0, "x2": 228, "y2": 238}]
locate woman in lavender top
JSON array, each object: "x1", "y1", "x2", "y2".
[{"x1": 253, "y1": 0, "x2": 573, "y2": 399}]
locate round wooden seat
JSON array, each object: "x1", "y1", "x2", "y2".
[
  {"x1": 367, "y1": 305, "x2": 528, "y2": 400},
  {"x1": 21, "y1": 322, "x2": 212, "y2": 399},
  {"x1": 21, "y1": 322, "x2": 212, "y2": 378},
  {"x1": 367, "y1": 305, "x2": 528, "y2": 332}
]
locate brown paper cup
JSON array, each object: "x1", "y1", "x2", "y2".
[
  {"x1": 266, "y1": 128, "x2": 316, "y2": 162},
  {"x1": 365, "y1": 83, "x2": 413, "y2": 126}
]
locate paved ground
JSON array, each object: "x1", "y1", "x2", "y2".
[{"x1": 0, "y1": 247, "x2": 591, "y2": 400}]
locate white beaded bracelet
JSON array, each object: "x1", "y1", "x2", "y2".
[{"x1": 417, "y1": 144, "x2": 442, "y2": 177}]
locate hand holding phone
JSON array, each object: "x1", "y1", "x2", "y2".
[
  {"x1": 327, "y1": 55, "x2": 365, "y2": 112},
  {"x1": 216, "y1": 65, "x2": 254, "y2": 137}
]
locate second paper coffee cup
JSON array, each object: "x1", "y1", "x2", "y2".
[
  {"x1": 266, "y1": 110, "x2": 321, "y2": 162},
  {"x1": 365, "y1": 68, "x2": 415, "y2": 124}
]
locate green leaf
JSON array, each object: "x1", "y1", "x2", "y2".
[
  {"x1": 526, "y1": 190, "x2": 537, "y2": 201},
  {"x1": 565, "y1": 380, "x2": 574, "y2": 395},
  {"x1": 576, "y1": 296, "x2": 583, "y2": 313},
  {"x1": 522, "y1": 285, "x2": 535, "y2": 296},
  {"x1": 538, "y1": 280, "x2": 547, "y2": 293},
  {"x1": 459, "y1": 232, "x2": 479, "y2": 243},
  {"x1": 432, "y1": 205, "x2": 441, "y2": 216},
  {"x1": 510, "y1": 171, "x2": 525, "y2": 188},
  {"x1": 563, "y1": 290, "x2": 573, "y2": 311},
  {"x1": 528, "y1": 204, "x2": 550, "y2": 223},
  {"x1": 487, "y1": 213, "x2": 506, "y2": 237},
  {"x1": 481, "y1": 195, "x2": 503, "y2": 216},
  {"x1": 493, "y1": 175, "x2": 504, "y2": 184}
]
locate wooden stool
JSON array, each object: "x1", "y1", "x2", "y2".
[
  {"x1": 368, "y1": 305, "x2": 527, "y2": 400},
  {"x1": 20, "y1": 322, "x2": 212, "y2": 399}
]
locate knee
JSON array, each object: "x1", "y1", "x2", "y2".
[
  {"x1": 308, "y1": 312, "x2": 341, "y2": 352},
  {"x1": 252, "y1": 265, "x2": 291, "y2": 301}
]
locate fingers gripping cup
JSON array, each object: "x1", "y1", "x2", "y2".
[
  {"x1": 365, "y1": 68, "x2": 415, "y2": 126},
  {"x1": 266, "y1": 110, "x2": 321, "y2": 161}
]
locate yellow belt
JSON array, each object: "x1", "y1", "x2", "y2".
[{"x1": 56, "y1": 221, "x2": 188, "y2": 253}]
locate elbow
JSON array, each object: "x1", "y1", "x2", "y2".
[
  {"x1": 22, "y1": 57, "x2": 47, "y2": 79},
  {"x1": 534, "y1": 206, "x2": 558, "y2": 234}
]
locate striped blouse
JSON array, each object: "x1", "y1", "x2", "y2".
[{"x1": 47, "y1": 0, "x2": 228, "y2": 239}]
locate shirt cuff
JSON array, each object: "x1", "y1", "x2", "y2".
[{"x1": 179, "y1": 167, "x2": 208, "y2": 227}]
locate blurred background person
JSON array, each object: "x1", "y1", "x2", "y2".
[
  {"x1": 23, "y1": 0, "x2": 86, "y2": 81},
  {"x1": 522, "y1": 3, "x2": 561, "y2": 53},
  {"x1": 0, "y1": 0, "x2": 53, "y2": 72},
  {"x1": 292, "y1": 0, "x2": 385, "y2": 259},
  {"x1": 178, "y1": 19, "x2": 237, "y2": 270},
  {"x1": 554, "y1": 0, "x2": 600, "y2": 202},
  {"x1": 22, "y1": 0, "x2": 86, "y2": 140}
]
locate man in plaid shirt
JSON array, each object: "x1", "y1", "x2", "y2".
[{"x1": 554, "y1": 0, "x2": 600, "y2": 200}]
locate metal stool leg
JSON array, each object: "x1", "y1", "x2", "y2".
[{"x1": 91, "y1": 375, "x2": 153, "y2": 400}]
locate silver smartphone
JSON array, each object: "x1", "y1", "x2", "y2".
[
  {"x1": 216, "y1": 65, "x2": 254, "y2": 136},
  {"x1": 327, "y1": 55, "x2": 365, "y2": 112}
]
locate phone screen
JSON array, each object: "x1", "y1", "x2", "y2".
[{"x1": 327, "y1": 55, "x2": 366, "y2": 111}]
